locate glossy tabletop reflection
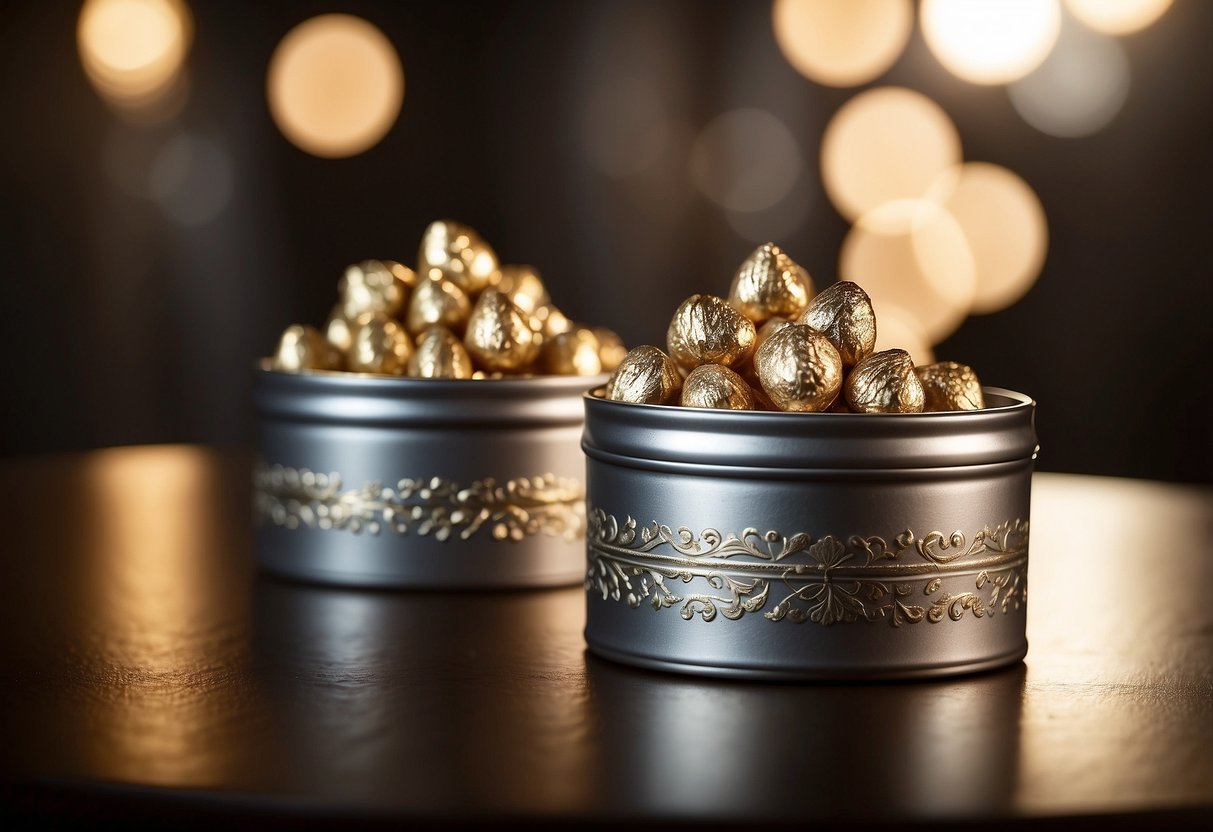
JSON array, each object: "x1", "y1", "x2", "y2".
[{"x1": 1, "y1": 445, "x2": 1211, "y2": 827}]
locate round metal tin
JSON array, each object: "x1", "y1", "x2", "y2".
[
  {"x1": 252, "y1": 363, "x2": 608, "y2": 588},
  {"x1": 582, "y1": 388, "x2": 1038, "y2": 680}
]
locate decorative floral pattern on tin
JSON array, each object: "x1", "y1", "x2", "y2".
[
  {"x1": 255, "y1": 462, "x2": 585, "y2": 542},
  {"x1": 586, "y1": 508, "x2": 1028, "y2": 626}
]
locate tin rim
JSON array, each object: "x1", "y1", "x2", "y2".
[
  {"x1": 583, "y1": 387, "x2": 1038, "y2": 470},
  {"x1": 254, "y1": 361, "x2": 610, "y2": 427}
]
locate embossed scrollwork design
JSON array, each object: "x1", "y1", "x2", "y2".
[
  {"x1": 586, "y1": 508, "x2": 1028, "y2": 627},
  {"x1": 255, "y1": 462, "x2": 585, "y2": 542}
]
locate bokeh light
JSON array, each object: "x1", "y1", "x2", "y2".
[
  {"x1": 921, "y1": 0, "x2": 1061, "y2": 85},
  {"x1": 820, "y1": 87, "x2": 961, "y2": 224},
  {"x1": 854, "y1": 198, "x2": 938, "y2": 235},
  {"x1": 1009, "y1": 18, "x2": 1130, "y2": 138},
  {"x1": 690, "y1": 108, "x2": 802, "y2": 213},
  {"x1": 872, "y1": 303, "x2": 936, "y2": 365},
  {"x1": 77, "y1": 0, "x2": 192, "y2": 108},
  {"x1": 149, "y1": 133, "x2": 234, "y2": 227},
  {"x1": 266, "y1": 14, "x2": 404, "y2": 159},
  {"x1": 1065, "y1": 0, "x2": 1172, "y2": 35},
  {"x1": 771, "y1": 0, "x2": 913, "y2": 87},
  {"x1": 927, "y1": 162, "x2": 1048, "y2": 315},
  {"x1": 840, "y1": 200, "x2": 975, "y2": 343}
]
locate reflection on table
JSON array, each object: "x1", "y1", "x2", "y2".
[{"x1": 0, "y1": 446, "x2": 1210, "y2": 825}]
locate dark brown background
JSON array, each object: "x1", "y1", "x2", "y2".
[{"x1": 1, "y1": 0, "x2": 1210, "y2": 481}]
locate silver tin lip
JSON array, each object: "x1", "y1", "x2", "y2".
[
  {"x1": 254, "y1": 361, "x2": 609, "y2": 427},
  {"x1": 583, "y1": 387, "x2": 1037, "y2": 471}
]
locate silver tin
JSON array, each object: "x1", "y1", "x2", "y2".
[
  {"x1": 582, "y1": 388, "x2": 1037, "y2": 680},
  {"x1": 253, "y1": 363, "x2": 608, "y2": 588}
]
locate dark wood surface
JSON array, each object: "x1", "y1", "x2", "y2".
[{"x1": 2, "y1": 445, "x2": 1211, "y2": 829}]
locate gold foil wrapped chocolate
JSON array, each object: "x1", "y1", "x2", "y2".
[
  {"x1": 418, "y1": 220, "x2": 499, "y2": 295},
  {"x1": 799, "y1": 280, "x2": 877, "y2": 368},
  {"x1": 755, "y1": 316, "x2": 793, "y2": 350},
  {"x1": 495, "y1": 265, "x2": 549, "y2": 315},
  {"x1": 583, "y1": 238, "x2": 994, "y2": 413},
  {"x1": 826, "y1": 395, "x2": 853, "y2": 413},
  {"x1": 915, "y1": 361, "x2": 985, "y2": 411},
  {"x1": 339, "y1": 260, "x2": 412, "y2": 319},
  {"x1": 845, "y1": 349, "x2": 925, "y2": 413},
  {"x1": 736, "y1": 316, "x2": 791, "y2": 390},
  {"x1": 405, "y1": 274, "x2": 471, "y2": 336},
  {"x1": 754, "y1": 323, "x2": 843, "y2": 412},
  {"x1": 728, "y1": 242, "x2": 814, "y2": 325},
  {"x1": 541, "y1": 327, "x2": 603, "y2": 376},
  {"x1": 272, "y1": 324, "x2": 343, "y2": 372},
  {"x1": 666, "y1": 294, "x2": 757, "y2": 370},
  {"x1": 408, "y1": 326, "x2": 475, "y2": 379},
  {"x1": 268, "y1": 219, "x2": 625, "y2": 380},
  {"x1": 594, "y1": 327, "x2": 628, "y2": 372},
  {"x1": 534, "y1": 304, "x2": 573, "y2": 339},
  {"x1": 389, "y1": 260, "x2": 419, "y2": 288},
  {"x1": 348, "y1": 316, "x2": 413, "y2": 375},
  {"x1": 464, "y1": 288, "x2": 540, "y2": 372},
  {"x1": 749, "y1": 383, "x2": 779, "y2": 412},
  {"x1": 604, "y1": 346, "x2": 683, "y2": 405},
  {"x1": 681, "y1": 364, "x2": 755, "y2": 410},
  {"x1": 323, "y1": 304, "x2": 355, "y2": 353}
]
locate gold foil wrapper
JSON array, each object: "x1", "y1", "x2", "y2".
[
  {"x1": 755, "y1": 316, "x2": 793, "y2": 352},
  {"x1": 464, "y1": 288, "x2": 540, "y2": 372},
  {"x1": 534, "y1": 304, "x2": 573, "y2": 339},
  {"x1": 273, "y1": 324, "x2": 343, "y2": 372},
  {"x1": 471, "y1": 370, "x2": 529, "y2": 380},
  {"x1": 604, "y1": 346, "x2": 683, "y2": 405},
  {"x1": 266, "y1": 219, "x2": 629, "y2": 382},
  {"x1": 680, "y1": 364, "x2": 755, "y2": 410},
  {"x1": 323, "y1": 303, "x2": 355, "y2": 353},
  {"x1": 388, "y1": 260, "x2": 419, "y2": 289},
  {"x1": 827, "y1": 396, "x2": 853, "y2": 413},
  {"x1": 845, "y1": 349, "x2": 925, "y2": 413},
  {"x1": 666, "y1": 294, "x2": 758, "y2": 370},
  {"x1": 749, "y1": 383, "x2": 780, "y2": 411},
  {"x1": 736, "y1": 316, "x2": 791, "y2": 390},
  {"x1": 799, "y1": 280, "x2": 877, "y2": 368},
  {"x1": 408, "y1": 326, "x2": 475, "y2": 379},
  {"x1": 406, "y1": 274, "x2": 471, "y2": 336},
  {"x1": 728, "y1": 242, "x2": 814, "y2": 325},
  {"x1": 594, "y1": 327, "x2": 628, "y2": 372},
  {"x1": 418, "y1": 220, "x2": 499, "y2": 296},
  {"x1": 541, "y1": 327, "x2": 603, "y2": 376},
  {"x1": 339, "y1": 260, "x2": 412, "y2": 319},
  {"x1": 915, "y1": 361, "x2": 985, "y2": 411},
  {"x1": 495, "y1": 265, "x2": 550, "y2": 316},
  {"x1": 348, "y1": 316, "x2": 413, "y2": 375},
  {"x1": 754, "y1": 323, "x2": 843, "y2": 412}
]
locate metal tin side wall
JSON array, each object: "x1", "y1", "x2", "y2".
[
  {"x1": 253, "y1": 368, "x2": 606, "y2": 588},
  {"x1": 582, "y1": 390, "x2": 1038, "y2": 680}
]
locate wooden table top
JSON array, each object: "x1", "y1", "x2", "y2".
[{"x1": 1, "y1": 445, "x2": 1210, "y2": 828}]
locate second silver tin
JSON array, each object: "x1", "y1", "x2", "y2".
[
  {"x1": 253, "y1": 364, "x2": 607, "y2": 589},
  {"x1": 582, "y1": 389, "x2": 1038, "y2": 680}
]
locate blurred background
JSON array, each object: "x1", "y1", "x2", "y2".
[{"x1": 0, "y1": 0, "x2": 1208, "y2": 482}]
